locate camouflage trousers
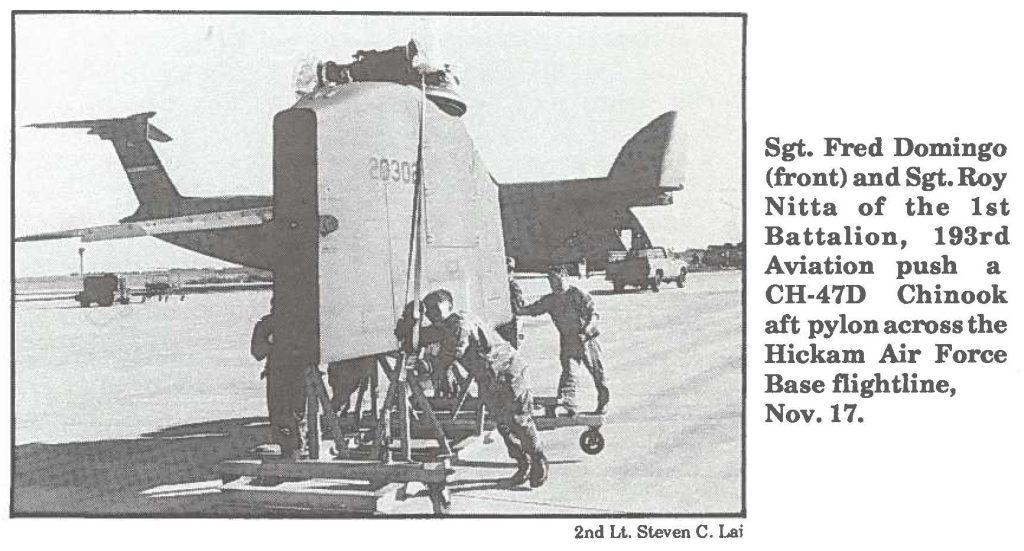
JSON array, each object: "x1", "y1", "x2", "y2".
[
  {"x1": 265, "y1": 359, "x2": 308, "y2": 457},
  {"x1": 483, "y1": 378, "x2": 542, "y2": 459},
  {"x1": 557, "y1": 337, "x2": 608, "y2": 409},
  {"x1": 475, "y1": 352, "x2": 542, "y2": 459},
  {"x1": 327, "y1": 356, "x2": 376, "y2": 414}
]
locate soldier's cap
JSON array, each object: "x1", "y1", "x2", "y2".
[
  {"x1": 423, "y1": 289, "x2": 454, "y2": 306},
  {"x1": 546, "y1": 265, "x2": 568, "y2": 276}
]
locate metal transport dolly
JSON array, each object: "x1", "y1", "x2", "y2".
[
  {"x1": 406, "y1": 391, "x2": 607, "y2": 457},
  {"x1": 532, "y1": 396, "x2": 606, "y2": 455}
]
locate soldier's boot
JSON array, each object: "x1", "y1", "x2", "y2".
[
  {"x1": 594, "y1": 386, "x2": 610, "y2": 415},
  {"x1": 529, "y1": 452, "x2": 549, "y2": 488},
  {"x1": 555, "y1": 394, "x2": 578, "y2": 417},
  {"x1": 509, "y1": 454, "x2": 532, "y2": 487},
  {"x1": 277, "y1": 431, "x2": 302, "y2": 461},
  {"x1": 256, "y1": 425, "x2": 302, "y2": 459},
  {"x1": 277, "y1": 418, "x2": 309, "y2": 461}
]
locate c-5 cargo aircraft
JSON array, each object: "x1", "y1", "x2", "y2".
[{"x1": 15, "y1": 47, "x2": 682, "y2": 274}]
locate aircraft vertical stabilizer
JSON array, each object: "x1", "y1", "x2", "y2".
[
  {"x1": 496, "y1": 111, "x2": 684, "y2": 271},
  {"x1": 606, "y1": 111, "x2": 684, "y2": 192},
  {"x1": 26, "y1": 112, "x2": 182, "y2": 220}
]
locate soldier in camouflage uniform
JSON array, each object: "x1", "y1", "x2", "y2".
[
  {"x1": 250, "y1": 311, "x2": 308, "y2": 459},
  {"x1": 517, "y1": 266, "x2": 610, "y2": 415},
  {"x1": 404, "y1": 289, "x2": 549, "y2": 488}
]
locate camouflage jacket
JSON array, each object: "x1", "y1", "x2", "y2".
[
  {"x1": 518, "y1": 285, "x2": 597, "y2": 342},
  {"x1": 420, "y1": 312, "x2": 523, "y2": 387},
  {"x1": 250, "y1": 314, "x2": 274, "y2": 361}
]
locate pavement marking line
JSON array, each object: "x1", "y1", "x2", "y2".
[{"x1": 140, "y1": 479, "x2": 223, "y2": 498}]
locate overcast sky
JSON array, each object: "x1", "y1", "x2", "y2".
[{"x1": 14, "y1": 14, "x2": 742, "y2": 277}]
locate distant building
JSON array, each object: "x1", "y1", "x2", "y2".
[{"x1": 683, "y1": 248, "x2": 707, "y2": 267}]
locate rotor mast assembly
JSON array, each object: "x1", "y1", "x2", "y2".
[{"x1": 317, "y1": 39, "x2": 467, "y2": 117}]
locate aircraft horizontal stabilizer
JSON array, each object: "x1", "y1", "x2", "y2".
[
  {"x1": 15, "y1": 207, "x2": 274, "y2": 243},
  {"x1": 26, "y1": 111, "x2": 173, "y2": 142}
]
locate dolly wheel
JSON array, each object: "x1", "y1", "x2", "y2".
[{"x1": 579, "y1": 429, "x2": 605, "y2": 455}]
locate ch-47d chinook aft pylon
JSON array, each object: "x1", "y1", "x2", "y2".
[{"x1": 17, "y1": 40, "x2": 678, "y2": 513}]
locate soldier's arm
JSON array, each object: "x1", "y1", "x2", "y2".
[
  {"x1": 517, "y1": 294, "x2": 551, "y2": 317},
  {"x1": 434, "y1": 321, "x2": 470, "y2": 373},
  {"x1": 250, "y1": 318, "x2": 272, "y2": 361},
  {"x1": 509, "y1": 280, "x2": 526, "y2": 311},
  {"x1": 419, "y1": 324, "x2": 447, "y2": 345},
  {"x1": 574, "y1": 288, "x2": 597, "y2": 328}
]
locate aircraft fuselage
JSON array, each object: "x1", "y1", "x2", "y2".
[{"x1": 149, "y1": 195, "x2": 275, "y2": 270}]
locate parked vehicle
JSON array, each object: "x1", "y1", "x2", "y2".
[
  {"x1": 605, "y1": 247, "x2": 687, "y2": 293},
  {"x1": 75, "y1": 273, "x2": 130, "y2": 307}
]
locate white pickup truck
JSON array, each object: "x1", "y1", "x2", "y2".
[{"x1": 605, "y1": 247, "x2": 687, "y2": 293}]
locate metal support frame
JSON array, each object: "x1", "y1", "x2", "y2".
[
  {"x1": 304, "y1": 365, "x2": 351, "y2": 459},
  {"x1": 372, "y1": 354, "x2": 452, "y2": 461},
  {"x1": 218, "y1": 353, "x2": 454, "y2": 515}
]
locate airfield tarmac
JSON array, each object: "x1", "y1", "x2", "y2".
[{"x1": 13, "y1": 270, "x2": 743, "y2": 515}]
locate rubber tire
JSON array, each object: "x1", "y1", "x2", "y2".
[{"x1": 579, "y1": 429, "x2": 605, "y2": 455}]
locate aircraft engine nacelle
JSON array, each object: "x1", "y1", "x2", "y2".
[{"x1": 271, "y1": 82, "x2": 510, "y2": 365}]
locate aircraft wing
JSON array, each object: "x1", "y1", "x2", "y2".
[{"x1": 15, "y1": 207, "x2": 274, "y2": 243}]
